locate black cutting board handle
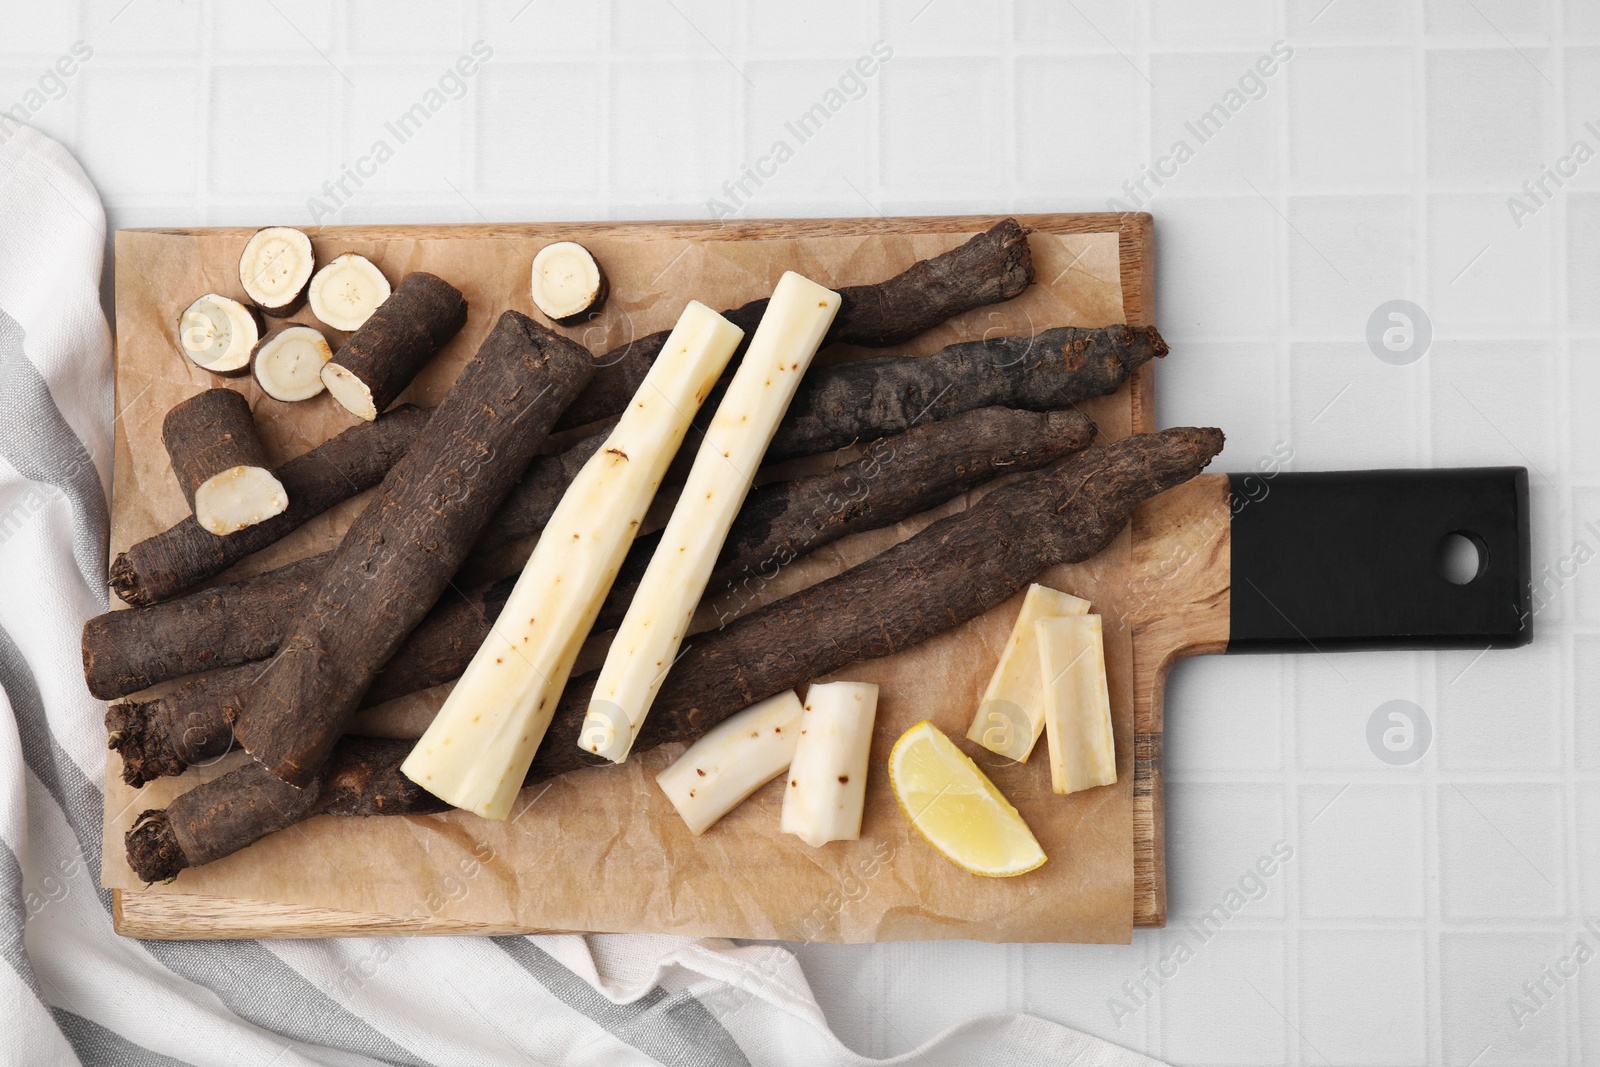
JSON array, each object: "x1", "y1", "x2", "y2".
[{"x1": 1227, "y1": 467, "x2": 1532, "y2": 653}]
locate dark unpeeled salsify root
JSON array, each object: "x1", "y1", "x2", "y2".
[
  {"x1": 126, "y1": 736, "x2": 445, "y2": 880},
  {"x1": 597, "y1": 405, "x2": 1098, "y2": 631},
  {"x1": 107, "y1": 701, "x2": 189, "y2": 786},
  {"x1": 769, "y1": 323, "x2": 1163, "y2": 462},
  {"x1": 108, "y1": 663, "x2": 253, "y2": 786},
  {"x1": 91, "y1": 321, "x2": 1162, "y2": 700},
  {"x1": 87, "y1": 554, "x2": 329, "y2": 701},
  {"x1": 160, "y1": 389, "x2": 287, "y2": 537},
  {"x1": 111, "y1": 229, "x2": 1026, "y2": 609},
  {"x1": 110, "y1": 404, "x2": 431, "y2": 608},
  {"x1": 106, "y1": 405, "x2": 1097, "y2": 784},
  {"x1": 551, "y1": 217, "x2": 1035, "y2": 432},
  {"x1": 126, "y1": 810, "x2": 190, "y2": 882},
  {"x1": 113, "y1": 271, "x2": 466, "y2": 606},
  {"x1": 319, "y1": 272, "x2": 468, "y2": 422},
  {"x1": 230, "y1": 311, "x2": 596, "y2": 790},
  {"x1": 126, "y1": 427, "x2": 1223, "y2": 882},
  {"x1": 478, "y1": 322, "x2": 1165, "y2": 554},
  {"x1": 547, "y1": 426, "x2": 1224, "y2": 781}
]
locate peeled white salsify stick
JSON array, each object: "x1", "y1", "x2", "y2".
[
  {"x1": 400, "y1": 301, "x2": 745, "y2": 819},
  {"x1": 1036, "y1": 614, "x2": 1117, "y2": 795},
  {"x1": 581, "y1": 271, "x2": 842, "y2": 763},
  {"x1": 655, "y1": 690, "x2": 803, "y2": 835},
  {"x1": 780, "y1": 681, "x2": 878, "y2": 847},
  {"x1": 965, "y1": 583, "x2": 1090, "y2": 762}
]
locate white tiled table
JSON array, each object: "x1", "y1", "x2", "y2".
[{"x1": 5, "y1": 1, "x2": 1594, "y2": 1062}]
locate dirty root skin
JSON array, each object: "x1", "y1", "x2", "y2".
[
  {"x1": 87, "y1": 553, "x2": 330, "y2": 700},
  {"x1": 318, "y1": 271, "x2": 468, "y2": 420},
  {"x1": 105, "y1": 405, "x2": 1095, "y2": 782},
  {"x1": 96, "y1": 321, "x2": 1156, "y2": 698},
  {"x1": 126, "y1": 426, "x2": 1222, "y2": 881},
  {"x1": 480, "y1": 321, "x2": 1162, "y2": 553},
  {"x1": 598, "y1": 405, "x2": 1098, "y2": 631},
  {"x1": 552, "y1": 217, "x2": 1034, "y2": 431},
  {"x1": 229, "y1": 311, "x2": 596, "y2": 790},
  {"x1": 160, "y1": 388, "x2": 285, "y2": 536},
  {"x1": 110, "y1": 405, "x2": 430, "y2": 607}
]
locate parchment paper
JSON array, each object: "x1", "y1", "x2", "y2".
[{"x1": 101, "y1": 220, "x2": 1137, "y2": 943}]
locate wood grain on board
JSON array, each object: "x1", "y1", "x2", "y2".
[{"x1": 105, "y1": 213, "x2": 1228, "y2": 940}]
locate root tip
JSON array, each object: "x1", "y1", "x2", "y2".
[
  {"x1": 106, "y1": 702, "x2": 188, "y2": 787},
  {"x1": 126, "y1": 809, "x2": 189, "y2": 883},
  {"x1": 1150, "y1": 328, "x2": 1170, "y2": 359},
  {"x1": 108, "y1": 554, "x2": 149, "y2": 608}
]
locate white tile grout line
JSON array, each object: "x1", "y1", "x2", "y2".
[
  {"x1": 1271, "y1": 5, "x2": 1304, "y2": 1061},
  {"x1": 199, "y1": 0, "x2": 212, "y2": 215},
  {"x1": 91, "y1": 182, "x2": 1600, "y2": 222},
  {"x1": 1548, "y1": 9, "x2": 1585, "y2": 1061},
  {"x1": 331, "y1": 4, "x2": 352, "y2": 231},
  {"x1": 1165, "y1": 767, "x2": 1597, "y2": 785},
  {"x1": 736, "y1": 0, "x2": 750, "y2": 222},
  {"x1": 1002, "y1": 0, "x2": 1017, "y2": 218},
  {"x1": 597, "y1": 0, "x2": 613, "y2": 219},
  {"x1": 1283, "y1": 661, "x2": 1305, "y2": 1067},
  {"x1": 864, "y1": 1, "x2": 890, "y2": 216},
  {"x1": 1407, "y1": 13, "x2": 1445, "y2": 1059},
  {"x1": 459, "y1": 1, "x2": 480, "y2": 215}
]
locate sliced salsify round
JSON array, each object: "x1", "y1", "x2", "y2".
[
  {"x1": 530, "y1": 240, "x2": 608, "y2": 324},
  {"x1": 888, "y1": 720, "x2": 1047, "y2": 877},
  {"x1": 238, "y1": 226, "x2": 315, "y2": 316},
  {"x1": 177, "y1": 293, "x2": 261, "y2": 374},
  {"x1": 309, "y1": 252, "x2": 391, "y2": 332},
  {"x1": 252, "y1": 325, "x2": 333, "y2": 402}
]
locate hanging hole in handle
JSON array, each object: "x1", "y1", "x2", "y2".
[{"x1": 1435, "y1": 530, "x2": 1488, "y2": 585}]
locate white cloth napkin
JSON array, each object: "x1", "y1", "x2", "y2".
[{"x1": 0, "y1": 123, "x2": 1166, "y2": 1067}]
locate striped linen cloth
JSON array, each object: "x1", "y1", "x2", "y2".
[{"x1": 0, "y1": 124, "x2": 1163, "y2": 1067}]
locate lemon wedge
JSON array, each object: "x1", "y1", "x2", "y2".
[{"x1": 888, "y1": 720, "x2": 1047, "y2": 877}]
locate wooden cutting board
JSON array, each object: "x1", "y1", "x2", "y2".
[{"x1": 103, "y1": 213, "x2": 1227, "y2": 940}]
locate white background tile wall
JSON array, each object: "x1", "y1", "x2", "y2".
[{"x1": 3, "y1": 0, "x2": 1594, "y2": 1061}]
